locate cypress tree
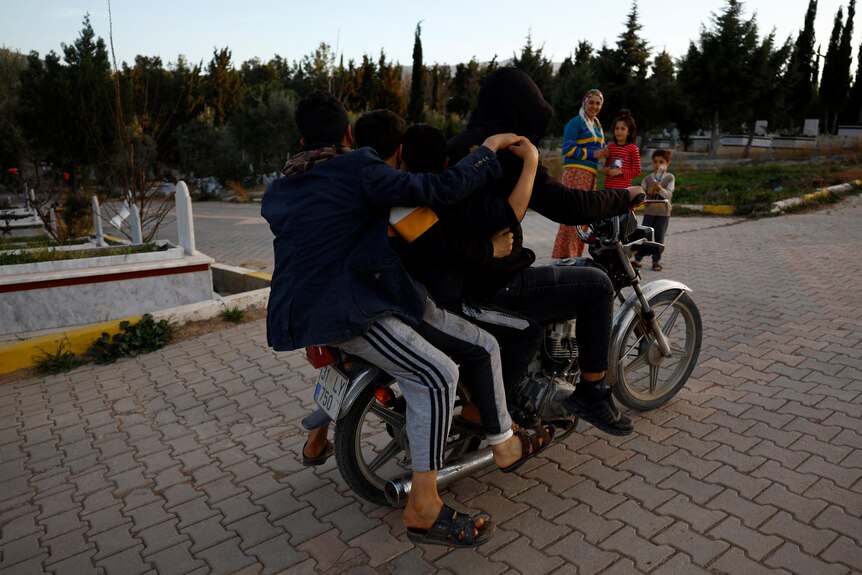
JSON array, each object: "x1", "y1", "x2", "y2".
[
  {"x1": 407, "y1": 22, "x2": 425, "y2": 124},
  {"x1": 820, "y1": 6, "x2": 845, "y2": 133},
  {"x1": 785, "y1": 0, "x2": 819, "y2": 130}
]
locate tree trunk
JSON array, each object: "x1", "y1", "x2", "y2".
[
  {"x1": 743, "y1": 124, "x2": 755, "y2": 159},
  {"x1": 710, "y1": 110, "x2": 720, "y2": 155}
]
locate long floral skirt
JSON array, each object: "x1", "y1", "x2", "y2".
[{"x1": 552, "y1": 168, "x2": 597, "y2": 258}]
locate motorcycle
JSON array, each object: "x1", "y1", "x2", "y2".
[{"x1": 305, "y1": 201, "x2": 702, "y2": 506}]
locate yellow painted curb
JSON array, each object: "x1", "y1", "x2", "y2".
[
  {"x1": 247, "y1": 271, "x2": 273, "y2": 281},
  {"x1": 0, "y1": 315, "x2": 141, "y2": 375},
  {"x1": 702, "y1": 205, "x2": 736, "y2": 215}
]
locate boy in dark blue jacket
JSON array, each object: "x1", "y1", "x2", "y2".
[{"x1": 262, "y1": 94, "x2": 549, "y2": 547}]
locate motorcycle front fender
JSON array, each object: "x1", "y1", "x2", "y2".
[{"x1": 606, "y1": 279, "x2": 692, "y2": 386}]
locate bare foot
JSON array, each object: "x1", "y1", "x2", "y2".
[
  {"x1": 492, "y1": 434, "x2": 524, "y2": 469},
  {"x1": 303, "y1": 426, "x2": 329, "y2": 459}
]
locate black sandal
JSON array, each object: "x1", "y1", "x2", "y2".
[
  {"x1": 301, "y1": 440, "x2": 334, "y2": 466},
  {"x1": 500, "y1": 424, "x2": 556, "y2": 474},
  {"x1": 406, "y1": 504, "x2": 495, "y2": 548}
]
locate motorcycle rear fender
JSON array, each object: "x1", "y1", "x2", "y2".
[
  {"x1": 607, "y1": 279, "x2": 692, "y2": 386},
  {"x1": 336, "y1": 360, "x2": 388, "y2": 420}
]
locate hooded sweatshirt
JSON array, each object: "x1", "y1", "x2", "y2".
[{"x1": 444, "y1": 67, "x2": 633, "y2": 297}]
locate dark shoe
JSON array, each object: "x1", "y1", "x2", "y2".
[
  {"x1": 630, "y1": 259, "x2": 642, "y2": 269},
  {"x1": 562, "y1": 389, "x2": 633, "y2": 436},
  {"x1": 406, "y1": 504, "x2": 495, "y2": 547},
  {"x1": 301, "y1": 440, "x2": 334, "y2": 466},
  {"x1": 652, "y1": 262, "x2": 663, "y2": 271},
  {"x1": 500, "y1": 424, "x2": 556, "y2": 474}
]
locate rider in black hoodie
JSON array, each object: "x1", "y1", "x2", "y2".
[{"x1": 443, "y1": 67, "x2": 643, "y2": 436}]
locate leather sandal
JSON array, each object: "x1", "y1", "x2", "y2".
[
  {"x1": 500, "y1": 424, "x2": 556, "y2": 474},
  {"x1": 406, "y1": 504, "x2": 495, "y2": 547}
]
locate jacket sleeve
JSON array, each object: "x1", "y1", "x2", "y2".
[
  {"x1": 562, "y1": 117, "x2": 595, "y2": 161},
  {"x1": 360, "y1": 146, "x2": 500, "y2": 209},
  {"x1": 527, "y1": 163, "x2": 632, "y2": 225},
  {"x1": 655, "y1": 174, "x2": 674, "y2": 201}
]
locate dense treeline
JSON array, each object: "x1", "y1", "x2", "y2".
[{"x1": 0, "y1": 0, "x2": 859, "y2": 193}]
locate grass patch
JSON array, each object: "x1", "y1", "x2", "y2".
[
  {"x1": 220, "y1": 306, "x2": 245, "y2": 323},
  {"x1": 541, "y1": 149, "x2": 862, "y2": 213},
  {"x1": 0, "y1": 242, "x2": 166, "y2": 266},
  {"x1": 33, "y1": 339, "x2": 86, "y2": 374}
]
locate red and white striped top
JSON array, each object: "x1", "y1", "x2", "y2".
[{"x1": 604, "y1": 143, "x2": 642, "y2": 188}]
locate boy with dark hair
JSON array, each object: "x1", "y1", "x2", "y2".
[
  {"x1": 263, "y1": 97, "x2": 546, "y2": 547},
  {"x1": 633, "y1": 149, "x2": 674, "y2": 272}
]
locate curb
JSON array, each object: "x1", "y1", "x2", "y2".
[
  {"x1": 674, "y1": 179, "x2": 861, "y2": 216},
  {"x1": 0, "y1": 270, "x2": 272, "y2": 376}
]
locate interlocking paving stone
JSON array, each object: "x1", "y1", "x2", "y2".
[
  {"x1": 764, "y1": 542, "x2": 850, "y2": 575},
  {"x1": 4, "y1": 198, "x2": 862, "y2": 574}
]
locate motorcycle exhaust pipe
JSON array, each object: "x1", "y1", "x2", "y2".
[{"x1": 384, "y1": 448, "x2": 495, "y2": 507}]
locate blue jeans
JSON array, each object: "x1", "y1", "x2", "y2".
[{"x1": 487, "y1": 264, "x2": 614, "y2": 374}]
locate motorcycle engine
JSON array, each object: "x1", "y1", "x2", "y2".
[{"x1": 542, "y1": 320, "x2": 579, "y2": 380}]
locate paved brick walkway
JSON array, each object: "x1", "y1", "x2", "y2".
[{"x1": 1, "y1": 196, "x2": 860, "y2": 574}]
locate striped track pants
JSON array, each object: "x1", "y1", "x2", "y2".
[{"x1": 336, "y1": 298, "x2": 512, "y2": 472}]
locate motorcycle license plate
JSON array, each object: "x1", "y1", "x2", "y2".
[{"x1": 314, "y1": 365, "x2": 349, "y2": 421}]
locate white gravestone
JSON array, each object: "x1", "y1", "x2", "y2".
[{"x1": 175, "y1": 181, "x2": 196, "y2": 256}]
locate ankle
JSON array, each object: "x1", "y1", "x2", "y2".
[{"x1": 574, "y1": 376, "x2": 607, "y2": 401}]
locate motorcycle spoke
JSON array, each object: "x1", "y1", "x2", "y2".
[
  {"x1": 670, "y1": 344, "x2": 688, "y2": 357},
  {"x1": 368, "y1": 401, "x2": 405, "y2": 429},
  {"x1": 367, "y1": 438, "x2": 403, "y2": 473},
  {"x1": 661, "y1": 307, "x2": 681, "y2": 335},
  {"x1": 623, "y1": 351, "x2": 650, "y2": 373},
  {"x1": 649, "y1": 364, "x2": 661, "y2": 394}
]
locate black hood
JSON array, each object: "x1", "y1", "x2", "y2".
[{"x1": 467, "y1": 67, "x2": 553, "y2": 144}]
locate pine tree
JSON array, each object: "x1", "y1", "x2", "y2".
[
  {"x1": 407, "y1": 22, "x2": 425, "y2": 124},
  {"x1": 512, "y1": 31, "x2": 553, "y2": 97},
  {"x1": 820, "y1": 6, "x2": 845, "y2": 133},
  {"x1": 677, "y1": 0, "x2": 760, "y2": 152},
  {"x1": 550, "y1": 42, "x2": 597, "y2": 133},
  {"x1": 785, "y1": 0, "x2": 818, "y2": 130},
  {"x1": 846, "y1": 41, "x2": 862, "y2": 123},
  {"x1": 836, "y1": 0, "x2": 857, "y2": 125}
]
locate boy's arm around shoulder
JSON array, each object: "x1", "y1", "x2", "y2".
[{"x1": 360, "y1": 135, "x2": 522, "y2": 209}]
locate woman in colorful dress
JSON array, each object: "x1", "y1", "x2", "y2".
[{"x1": 552, "y1": 88, "x2": 607, "y2": 258}]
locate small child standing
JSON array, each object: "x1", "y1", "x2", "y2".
[
  {"x1": 603, "y1": 109, "x2": 641, "y2": 189},
  {"x1": 633, "y1": 149, "x2": 675, "y2": 272}
]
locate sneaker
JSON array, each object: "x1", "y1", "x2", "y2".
[
  {"x1": 562, "y1": 388, "x2": 633, "y2": 436},
  {"x1": 630, "y1": 259, "x2": 642, "y2": 269},
  {"x1": 652, "y1": 262, "x2": 663, "y2": 271}
]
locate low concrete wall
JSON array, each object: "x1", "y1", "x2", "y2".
[
  {"x1": 212, "y1": 263, "x2": 271, "y2": 295},
  {"x1": 0, "y1": 243, "x2": 214, "y2": 335}
]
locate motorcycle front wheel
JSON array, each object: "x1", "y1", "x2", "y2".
[
  {"x1": 612, "y1": 290, "x2": 702, "y2": 411},
  {"x1": 333, "y1": 380, "x2": 480, "y2": 506}
]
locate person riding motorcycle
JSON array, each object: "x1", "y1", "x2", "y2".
[{"x1": 439, "y1": 67, "x2": 645, "y2": 436}]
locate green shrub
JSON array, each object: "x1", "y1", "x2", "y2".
[{"x1": 88, "y1": 313, "x2": 173, "y2": 364}]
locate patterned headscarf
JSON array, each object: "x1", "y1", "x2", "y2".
[{"x1": 579, "y1": 88, "x2": 604, "y2": 139}]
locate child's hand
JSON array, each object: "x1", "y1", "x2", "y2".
[
  {"x1": 490, "y1": 228, "x2": 514, "y2": 258},
  {"x1": 508, "y1": 139, "x2": 539, "y2": 165},
  {"x1": 482, "y1": 133, "x2": 527, "y2": 153},
  {"x1": 608, "y1": 168, "x2": 622, "y2": 177}
]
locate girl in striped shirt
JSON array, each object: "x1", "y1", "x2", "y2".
[{"x1": 603, "y1": 109, "x2": 641, "y2": 189}]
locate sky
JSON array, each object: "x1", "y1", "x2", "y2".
[{"x1": 1, "y1": 1, "x2": 859, "y2": 71}]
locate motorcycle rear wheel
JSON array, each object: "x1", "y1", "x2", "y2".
[
  {"x1": 613, "y1": 290, "x2": 702, "y2": 410},
  {"x1": 334, "y1": 380, "x2": 480, "y2": 506}
]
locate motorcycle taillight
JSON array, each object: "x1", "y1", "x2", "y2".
[{"x1": 305, "y1": 346, "x2": 336, "y2": 368}]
